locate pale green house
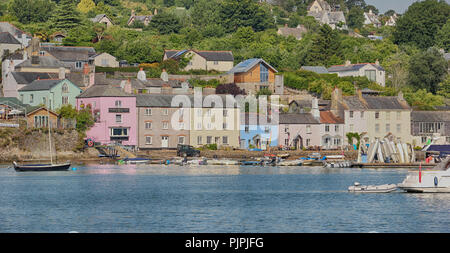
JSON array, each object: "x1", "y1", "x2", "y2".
[{"x1": 18, "y1": 79, "x2": 83, "y2": 110}]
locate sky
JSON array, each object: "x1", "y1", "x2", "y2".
[{"x1": 365, "y1": 0, "x2": 450, "y2": 14}]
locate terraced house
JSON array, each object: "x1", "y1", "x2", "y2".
[
  {"x1": 331, "y1": 88, "x2": 412, "y2": 144},
  {"x1": 163, "y1": 49, "x2": 234, "y2": 72},
  {"x1": 411, "y1": 111, "x2": 450, "y2": 145},
  {"x1": 18, "y1": 79, "x2": 82, "y2": 110},
  {"x1": 136, "y1": 94, "x2": 191, "y2": 149}
]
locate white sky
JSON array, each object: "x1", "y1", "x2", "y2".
[{"x1": 365, "y1": 0, "x2": 450, "y2": 14}]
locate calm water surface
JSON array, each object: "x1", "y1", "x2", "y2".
[{"x1": 0, "y1": 164, "x2": 449, "y2": 233}]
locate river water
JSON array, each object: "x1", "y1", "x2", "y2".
[{"x1": 0, "y1": 164, "x2": 449, "y2": 233}]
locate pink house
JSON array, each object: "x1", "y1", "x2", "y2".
[
  {"x1": 76, "y1": 84, "x2": 137, "y2": 147},
  {"x1": 279, "y1": 113, "x2": 321, "y2": 149}
]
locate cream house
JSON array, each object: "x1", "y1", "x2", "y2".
[
  {"x1": 189, "y1": 95, "x2": 240, "y2": 149},
  {"x1": 331, "y1": 88, "x2": 412, "y2": 145},
  {"x1": 90, "y1": 14, "x2": 114, "y2": 27},
  {"x1": 0, "y1": 32, "x2": 22, "y2": 59},
  {"x1": 93, "y1": 52, "x2": 119, "y2": 67},
  {"x1": 328, "y1": 60, "x2": 386, "y2": 87},
  {"x1": 163, "y1": 49, "x2": 234, "y2": 72}
]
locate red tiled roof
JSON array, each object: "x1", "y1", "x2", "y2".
[{"x1": 320, "y1": 111, "x2": 344, "y2": 124}]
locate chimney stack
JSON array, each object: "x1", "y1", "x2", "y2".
[
  {"x1": 398, "y1": 91, "x2": 404, "y2": 101},
  {"x1": 137, "y1": 67, "x2": 147, "y2": 81},
  {"x1": 59, "y1": 67, "x2": 66, "y2": 79},
  {"x1": 83, "y1": 63, "x2": 89, "y2": 75},
  {"x1": 124, "y1": 79, "x2": 132, "y2": 94},
  {"x1": 375, "y1": 59, "x2": 380, "y2": 66},
  {"x1": 311, "y1": 97, "x2": 320, "y2": 119}
]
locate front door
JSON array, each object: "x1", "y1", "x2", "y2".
[{"x1": 162, "y1": 136, "x2": 169, "y2": 148}]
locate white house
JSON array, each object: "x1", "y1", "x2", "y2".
[
  {"x1": 363, "y1": 10, "x2": 381, "y2": 28},
  {"x1": 328, "y1": 60, "x2": 386, "y2": 87},
  {"x1": 93, "y1": 52, "x2": 119, "y2": 67}
]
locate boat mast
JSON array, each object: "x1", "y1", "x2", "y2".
[{"x1": 47, "y1": 95, "x2": 53, "y2": 165}]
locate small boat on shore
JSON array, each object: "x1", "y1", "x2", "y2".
[
  {"x1": 348, "y1": 182, "x2": 398, "y2": 193},
  {"x1": 13, "y1": 161, "x2": 71, "y2": 172},
  {"x1": 120, "y1": 157, "x2": 150, "y2": 164},
  {"x1": 397, "y1": 156, "x2": 450, "y2": 193}
]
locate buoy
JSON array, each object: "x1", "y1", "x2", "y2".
[{"x1": 72, "y1": 167, "x2": 77, "y2": 171}]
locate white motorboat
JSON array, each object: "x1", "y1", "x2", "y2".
[
  {"x1": 348, "y1": 182, "x2": 398, "y2": 193},
  {"x1": 397, "y1": 156, "x2": 450, "y2": 193}
]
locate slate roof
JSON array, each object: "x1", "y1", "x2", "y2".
[
  {"x1": 0, "y1": 22, "x2": 30, "y2": 38},
  {"x1": 0, "y1": 32, "x2": 21, "y2": 44},
  {"x1": 0, "y1": 97, "x2": 28, "y2": 110},
  {"x1": 136, "y1": 94, "x2": 176, "y2": 107},
  {"x1": 4, "y1": 51, "x2": 24, "y2": 60},
  {"x1": 342, "y1": 95, "x2": 410, "y2": 110},
  {"x1": 15, "y1": 56, "x2": 66, "y2": 68},
  {"x1": 228, "y1": 58, "x2": 278, "y2": 74},
  {"x1": 165, "y1": 50, "x2": 234, "y2": 62},
  {"x1": 277, "y1": 25, "x2": 308, "y2": 40},
  {"x1": 301, "y1": 66, "x2": 329, "y2": 74},
  {"x1": 18, "y1": 79, "x2": 63, "y2": 92},
  {"x1": 77, "y1": 84, "x2": 133, "y2": 98},
  {"x1": 320, "y1": 111, "x2": 344, "y2": 124},
  {"x1": 308, "y1": 10, "x2": 346, "y2": 25},
  {"x1": 279, "y1": 113, "x2": 320, "y2": 124},
  {"x1": 128, "y1": 15, "x2": 153, "y2": 25},
  {"x1": 90, "y1": 14, "x2": 112, "y2": 24},
  {"x1": 411, "y1": 111, "x2": 450, "y2": 122},
  {"x1": 328, "y1": 63, "x2": 384, "y2": 72},
  {"x1": 11, "y1": 72, "x2": 52, "y2": 84},
  {"x1": 41, "y1": 46, "x2": 96, "y2": 62},
  {"x1": 364, "y1": 11, "x2": 381, "y2": 25}
]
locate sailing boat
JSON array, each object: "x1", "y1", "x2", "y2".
[{"x1": 13, "y1": 96, "x2": 71, "y2": 172}]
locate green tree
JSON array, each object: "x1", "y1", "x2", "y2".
[
  {"x1": 437, "y1": 75, "x2": 450, "y2": 98},
  {"x1": 76, "y1": 108, "x2": 95, "y2": 133},
  {"x1": 57, "y1": 104, "x2": 78, "y2": 119},
  {"x1": 404, "y1": 89, "x2": 444, "y2": 110},
  {"x1": 8, "y1": 0, "x2": 55, "y2": 24},
  {"x1": 51, "y1": 0, "x2": 82, "y2": 31},
  {"x1": 393, "y1": 0, "x2": 450, "y2": 49},
  {"x1": 364, "y1": 5, "x2": 379, "y2": 15},
  {"x1": 149, "y1": 12, "x2": 182, "y2": 35},
  {"x1": 408, "y1": 48, "x2": 447, "y2": 94},
  {"x1": 347, "y1": 6, "x2": 364, "y2": 29},
  {"x1": 383, "y1": 51, "x2": 410, "y2": 89},
  {"x1": 435, "y1": 19, "x2": 450, "y2": 51},
  {"x1": 306, "y1": 24, "x2": 342, "y2": 67},
  {"x1": 219, "y1": 0, "x2": 275, "y2": 33},
  {"x1": 77, "y1": 0, "x2": 96, "y2": 14}
]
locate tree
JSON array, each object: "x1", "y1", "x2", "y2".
[
  {"x1": 384, "y1": 9, "x2": 396, "y2": 17},
  {"x1": 216, "y1": 83, "x2": 246, "y2": 96},
  {"x1": 393, "y1": 0, "x2": 450, "y2": 49},
  {"x1": 306, "y1": 24, "x2": 342, "y2": 67},
  {"x1": 149, "y1": 12, "x2": 182, "y2": 35},
  {"x1": 383, "y1": 52, "x2": 410, "y2": 90},
  {"x1": 57, "y1": 104, "x2": 78, "y2": 119},
  {"x1": 77, "y1": 0, "x2": 96, "y2": 13},
  {"x1": 219, "y1": 0, "x2": 275, "y2": 33},
  {"x1": 51, "y1": 0, "x2": 81, "y2": 31},
  {"x1": 8, "y1": 0, "x2": 55, "y2": 24},
  {"x1": 364, "y1": 5, "x2": 378, "y2": 15},
  {"x1": 345, "y1": 0, "x2": 366, "y2": 10},
  {"x1": 76, "y1": 108, "x2": 95, "y2": 133},
  {"x1": 437, "y1": 75, "x2": 450, "y2": 98},
  {"x1": 347, "y1": 6, "x2": 364, "y2": 29},
  {"x1": 404, "y1": 89, "x2": 444, "y2": 110},
  {"x1": 435, "y1": 19, "x2": 450, "y2": 52},
  {"x1": 408, "y1": 48, "x2": 447, "y2": 94}
]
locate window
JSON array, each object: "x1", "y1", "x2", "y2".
[
  {"x1": 360, "y1": 111, "x2": 364, "y2": 118},
  {"x1": 260, "y1": 64, "x2": 269, "y2": 83},
  {"x1": 162, "y1": 122, "x2": 169, "y2": 129},
  {"x1": 179, "y1": 122, "x2": 184, "y2": 130},
  {"x1": 222, "y1": 136, "x2": 228, "y2": 145},
  {"x1": 375, "y1": 124, "x2": 380, "y2": 133},
  {"x1": 110, "y1": 128, "x2": 128, "y2": 137},
  {"x1": 76, "y1": 61, "x2": 83, "y2": 69},
  {"x1": 397, "y1": 112, "x2": 401, "y2": 120},
  {"x1": 30, "y1": 94, "x2": 34, "y2": 103},
  {"x1": 206, "y1": 110, "x2": 211, "y2": 117},
  {"x1": 335, "y1": 125, "x2": 339, "y2": 132},
  {"x1": 214, "y1": 61, "x2": 219, "y2": 65},
  {"x1": 162, "y1": 109, "x2": 169, "y2": 115},
  {"x1": 386, "y1": 124, "x2": 390, "y2": 132},
  {"x1": 306, "y1": 139, "x2": 311, "y2": 146},
  {"x1": 101, "y1": 59, "x2": 108, "y2": 66},
  {"x1": 245, "y1": 126, "x2": 249, "y2": 133},
  {"x1": 115, "y1": 114, "x2": 122, "y2": 123},
  {"x1": 365, "y1": 70, "x2": 376, "y2": 82},
  {"x1": 223, "y1": 123, "x2": 227, "y2": 130},
  {"x1": 215, "y1": 137, "x2": 220, "y2": 144},
  {"x1": 197, "y1": 123, "x2": 202, "y2": 130},
  {"x1": 285, "y1": 126, "x2": 289, "y2": 133},
  {"x1": 375, "y1": 112, "x2": 380, "y2": 119},
  {"x1": 145, "y1": 136, "x2": 152, "y2": 145},
  {"x1": 62, "y1": 96, "x2": 69, "y2": 105},
  {"x1": 207, "y1": 136, "x2": 212, "y2": 144},
  {"x1": 265, "y1": 126, "x2": 270, "y2": 133},
  {"x1": 145, "y1": 108, "x2": 152, "y2": 116},
  {"x1": 350, "y1": 124, "x2": 354, "y2": 131},
  {"x1": 197, "y1": 109, "x2": 202, "y2": 117},
  {"x1": 115, "y1": 100, "x2": 122, "y2": 108},
  {"x1": 421, "y1": 137, "x2": 427, "y2": 144},
  {"x1": 42, "y1": 97, "x2": 47, "y2": 106},
  {"x1": 39, "y1": 51, "x2": 45, "y2": 56},
  {"x1": 325, "y1": 125, "x2": 330, "y2": 132},
  {"x1": 145, "y1": 122, "x2": 152, "y2": 129},
  {"x1": 386, "y1": 112, "x2": 390, "y2": 120},
  {"x1": 223, "y1": 109, "x2": 228, "y2": 117},
  {"x1": 178, "y1": 136, "x2": 185, "y2": 144},
  {"x1": 349, "y1": 111, "x2": 354, "y2": 118},
  {"x1": 197, "y1": 136, "x2": 202, "y2": 145},
  {"x1": 62, "y1": 83, "x2": 69, "y2": 93},
  {"x1": 306, "y1": 125, "x2": 311, "y2": 134},
  {"x1": 34, "y1": 115, "x2": 49, "y2": 128},
  {"x1": 397, "y1": 124, "x2": 401, "y2": 133},
  {"x1": 446, "y1": 137, "x2": 450, "y2": 143},
  {"x1": 285, "y1": 139, "x2": 289, "y2": 146},
  {"x1": 207, "y1": 123, "x2": 212, "y2": 130}
]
